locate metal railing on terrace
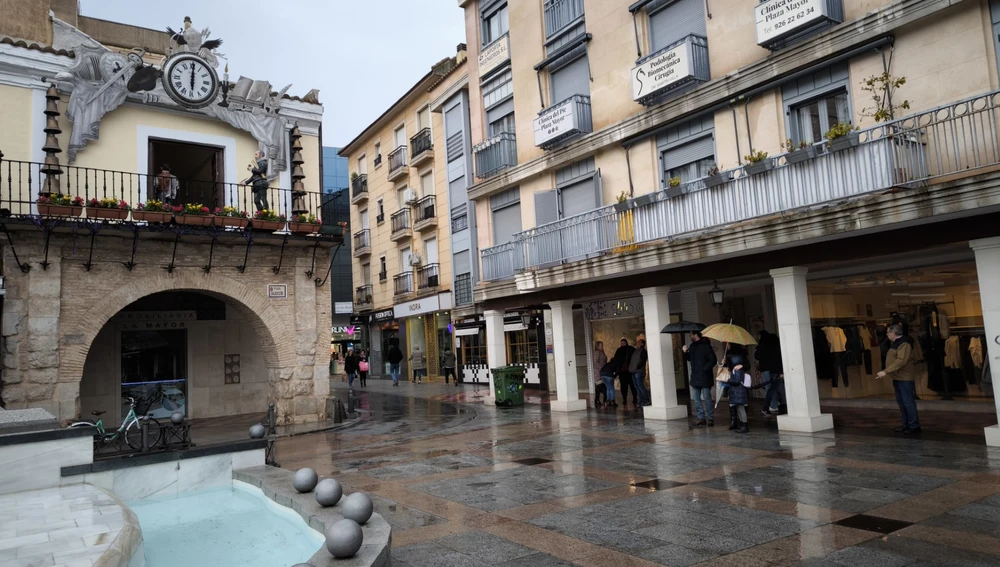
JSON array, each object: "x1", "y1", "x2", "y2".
[
  {"x1": 544, "y1": 0, "x2": 584, "y2": 38},
  {"x1": 411, "y1": 128, "x2": 433, "y2": 158},
  {"x1": 480, "y1": 89, "x2": 1000, "y2": 281},
  {"x1": 474, "y1": 132, "x2": 517, "y2": 179},
  {"x1": 417, "y1": 263, "x2": 440, "y2": 289},
  {"x1": 393, "y1": 272, "x2": 413, "y2": 296},
  {"x1": 355, "y1": 284, "x2": 373, "y2": 306},
  {"x1": 0, "y1": 156, "x2": 320, "y2": 220},
  {"x1": 351, "y1": 174, "x2": 368, "y2": 200},
  {"x1": 352, "y1": 229, "x2": 370, "y2": 251},
  {"x1": 388, "y1": 146, "x2": 407, "y2": 175}
]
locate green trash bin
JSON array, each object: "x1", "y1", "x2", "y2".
[{"x1": 492, "y1": 366, "x2": 525, "y2": 407}]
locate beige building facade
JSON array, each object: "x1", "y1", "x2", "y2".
[
  {"x1": 459, "y1": 0, "x2": 1000, "y2": 441},
  {"x1": 340, "y1": 47, "x2": 475, "y2": 382},
  {"x1": 0, "y1": 3, "x2": 336, "y2": 425}
]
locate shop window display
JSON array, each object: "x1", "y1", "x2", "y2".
[{"x1": 808, "y1": 262, "x2": 991, "y2": 401}]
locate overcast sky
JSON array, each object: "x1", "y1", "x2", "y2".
[{"x1": 78, "y1": 0, "x2": 466, "y2": 148}]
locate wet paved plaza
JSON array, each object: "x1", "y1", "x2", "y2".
[{"x1": 272, "y1": 381, "x2": 1000, "y2": 566}]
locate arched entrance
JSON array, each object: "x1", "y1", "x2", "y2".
[{"x1": 77, "y1": 291, "x2": 285, "y2": 425}]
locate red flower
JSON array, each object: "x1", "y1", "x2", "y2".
[{"x1": 200, "y1": 206, "x2": 210, "y2": 214}]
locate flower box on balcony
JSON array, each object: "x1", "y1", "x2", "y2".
[
  {"x1": 828, "y1": 132, "x2": 860, "y2": 153},
  {"x1": 38, "y1": 204, "x2": 82, "y2": 217},
  {"x1": 89, "y1": 208, "x2": 129, "y2": 220},
  {"x1": 633, "y1": 193, "x2": 658, "y2": 207},
  {"x1": 219, "y1": 217, "x2": 250, "y2": 229},
  {"x1": 175, "y1": 215, "x2": 214, "y2": 227},
  {"x1": 785, "y1": 146, "x2": 820, "y2": 165},
  {"x1": 132, "y1": 210, "x2": 172, "y2": 223},
  {"x1": 744, "y1": 159, "x2": 774, "y2": 176},
  {"x1": 613, "y1": 201, "x2": 633, "y2": 213},
  {"x1": 704, "y1": 172, "x2": 732, "y2": 188},
  {"x1": 253, "y1": 220, "x2": 283, "y2": 231},
  {"x1": 290, "y1": 222, "x2": 320, "y2": 234}
]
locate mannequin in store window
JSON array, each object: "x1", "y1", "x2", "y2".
[{"x1": 821, "y1": 325, "x2": 849, "y2": 388}]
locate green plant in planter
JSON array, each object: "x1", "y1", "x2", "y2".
[
  {"x1": 781, "y1": 139, "x2": 810, "y2": 152},
  {"x1": 860, "y1": 72, "x2": 910, "y2": 123},
  {"x1": 668, "y1": 177, "x2": 682, "y2": 187},
  {"x1": 743, "y1": 149, "x2": 769, "y2": 164},
  {"x1": 616, "y1": 191, "x2": 629, "y2": 204},
  {"x1": 706, "y1": 165, "x2": 722, "y2": 176},
  {"x1": 824, "y1": 122, "x2": 856, "y2": 141},
  {"x1": 351, "y1": 172, "x2": 359, "y2": 181}
]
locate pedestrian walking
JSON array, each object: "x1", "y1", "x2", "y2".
[
  {"x1": 593, "y1": 341, "x2": 608, "y2": 408},
  {"x1": 441, "y1": 347, "x2": 458, "y2": 385},
  {"x1": 613, "y1": 338, "x2": 638, "y2": 409},
  {"x1": 386, "y1": 344, "x2": 403, "y2": 387},
  {"x1": 723, "y1": 353, "x2": 751, "y2": 433},
  {"x1": 683, "y1": 331, "x2": 717, "y2": 426},
  {"x1": 600, "y1": 359, "x2": 618, "y2": 408},
  {"x1": 344, "y1": 349, "x2": 359, "y2": 389},
  {"x1": 755, "y1": 330, "x2": 785, "y2": 416},
  {"x1": 358, "y1": 350, "x2": 369, "y2": 388},
  {"x1": 409, "y1": 346, "x2": 427, "y2": 384},
  {"x1": 877, "y1": 324, "x2": 921, "y2": 434},
  {"x1": 629, "y1": 336, "x2": 650, "y2": 406}
]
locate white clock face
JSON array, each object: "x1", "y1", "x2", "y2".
[{"x1": 161, "y1": 54, "x2": 219, "y2": 108}]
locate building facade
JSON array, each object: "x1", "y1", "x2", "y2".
[
  {"x1": 460, "y1": 0, "x2": 1000, "y2": 442},
  {"x1": 321, "y1": 146, "x2": 356, "y2": 354},
  {"x1": 340, "y1": 46, "x2": 473, "y2": 382},
  {"x1": 0, "y1": 3, "x2": 336, "y2": 425}
]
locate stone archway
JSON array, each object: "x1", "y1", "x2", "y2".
[{"x1": 56, "y1": 273, "x2": 310, "y2": 424}]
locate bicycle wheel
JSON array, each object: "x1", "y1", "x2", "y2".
[{"x1": 125, "y1": 417, "x2": 163, "y2": 451}]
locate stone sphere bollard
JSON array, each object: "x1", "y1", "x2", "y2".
[
  {"x1": 325, "y1": 518, "x2": 363, "y2": 558},
  {"x1": 293, "y1": 468, "x2": 319, "y2": 493},
  {"x1": 170, "y1": 412, "x2": 184, "y2": 425},
  {"x1": 248, "y1": 423, "x2": 266, "y2": 439},
  {"x1": 315, "y1": 478, "x2": 343, "y2": 507},
  {"x1": 341, "y1": 492, "x2": 374, "y2": 524}
]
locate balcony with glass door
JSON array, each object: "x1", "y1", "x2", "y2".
[
  {"x1": 350, "y1": 174, "x2": 367, "y2": 204},
  {"x1": 352, "y1": 229, "x2": 371, "y2": 257},
  {"x1": 410, "y1": 128, "x2": 433, "y2": 167},
  {"x1": 474, "y1": 132, "x2": 517, "y2": 180},
  {"x1": 479, "y1": 90, "x2": 1000, "y2": 281},
  {"x1": 417, "y1": 263, "x2": 440, "y2": 290},
  {"x1": 387, "y1": 146, "x2": 408, "y2": 182},
  {"x1": 413, "y1": 195, "x2": 437, "y2": 232},
  {"x1": 355, "y1": 284, "x2": 373, "y2": 311},
  {"x1": 393, "y1": 272, "x2": 414, "y2": 298},
  {"x1": 390, "y1": 208, "x2": 412, "y2": 242}
]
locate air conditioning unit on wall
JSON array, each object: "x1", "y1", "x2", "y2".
[
  {"x1": 403, "y1": 188, "x2": 417, "y2": 204},
  {"x1": 409, "y1": 253, "x2": 422, "y2": 266}
]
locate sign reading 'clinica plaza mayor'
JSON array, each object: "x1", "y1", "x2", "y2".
[{"x1": 755, "y1": 0, "x2": 834, "y2": 47}]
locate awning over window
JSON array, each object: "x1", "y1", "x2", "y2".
[{"x1": 455, "y1": 327, "x2": 481, "y2": 337}]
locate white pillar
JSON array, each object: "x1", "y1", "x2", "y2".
[
  {"x1": 484, "y1": 309, "x2": 506, "y2": 405},
  {"x1": 641, "y1": 287, "x2": 688, "y2": 420},
  {"x1": 971, "y1": 238, "x2": 1000, "y2": 446},
  {"x1": 549, "y1": 300, "x2": 587, "y2": 412},
  {"x1": 770, "y1": 267, "x2": 834, "y2": 433}
]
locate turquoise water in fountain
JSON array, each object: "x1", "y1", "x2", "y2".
[{"x1": 129, "y1": 481, "x2": 324, "y2": 567}]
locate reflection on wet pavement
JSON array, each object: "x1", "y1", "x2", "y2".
[{"x1": 270, "y1": 382, "x2": 1000, "y2": 567}]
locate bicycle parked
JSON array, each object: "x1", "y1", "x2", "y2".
[{"x1": 70, "y1": 396, "x2": 163, "y2": 453}]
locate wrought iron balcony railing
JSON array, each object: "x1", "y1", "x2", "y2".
[
  {"x1": 417, "y1": 263, "x2": 440, "y2": 289},
  {"x1": 544, "y1": 0, "x2": 584, "y2": 38},
  {"x1": 0, "y1": 155, "x2": 323, "y2": 224},
  {"x1": 414, "y1": 195, "x2": 436, "y2": 224},
  {"x1": 393, "y1": 272, "x2": 413, "y2": 296},
  {"x1": 480, "y1": 89, "x2": 1000, "y2": 281},
  {"x1": 388, "y1": 146, "x2": 407, "y2": 176},
  {"x1": 352, "y1": 229, "x2": 370, "y2": 252},
  {"x1": 410, "y1": 128, "x2": 433, "y2": 159},
  {"x1": 474, "y1": 132, "x2": 517, "y2": 179},
  {"x1": 351, "y1": 174, "x2": 367, "y2": 200},
  {"x1": 390, "y1": 208, "x2": 411, "y2": 235},
  {"x1": 355, "y1": 284, "x2": 373, "y2": 307}
]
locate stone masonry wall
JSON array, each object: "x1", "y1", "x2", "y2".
[{"x1": 0, "y1": 228, "x2": 334, "y2": 425}]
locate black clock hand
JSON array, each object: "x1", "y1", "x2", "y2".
[{"x1": 189, "y1": 63, "x2": 195, "y2": 92}]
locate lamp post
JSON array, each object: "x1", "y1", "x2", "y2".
[{"x1": 709, "y1": 281, "x2": 724, "y2": 308}]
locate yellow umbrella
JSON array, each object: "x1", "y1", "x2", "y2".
[{"x1": 701, "y1": 322, "x2": 757, "y2": 346}]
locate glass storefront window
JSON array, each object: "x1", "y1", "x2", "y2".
[
  {"x1": 507, "y1": 328, "x2": 539, "y2": 364},
  {"x1": 460, "y1": 329, "x2": 487, "y2": 366},
  {"x1": 807, "y1": 261, "x2": 989, "y2": 401},
  {"x1": 120, "y1": 329, "x2": 187, "y2": 419}
]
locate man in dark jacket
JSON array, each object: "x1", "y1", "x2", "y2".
[
  {"x1": 246, "y1": 150, "x2": 269, "y2": 212},
  {"x1": 683, "y1": 331, "x2": 717, "y2": 426},
  {"x1": 755, "y1": 330, "x2": 785, "y2": 416},
  {"x1": 629, "y1": 337, "x2": 650, "y2": 407},
  {"x1": 877, "y1": 324, "x2": 920, "y2": 433},
  {"x1": 386, "y1": 344, "x2": 404, "y2": 387},
  {"x1": 613, "y1": 338, "x2": 638, "y2": 408}
]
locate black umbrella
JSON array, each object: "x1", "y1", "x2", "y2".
[{"x1": 661, "y1": 321, "x2": 705, "y2": 334}]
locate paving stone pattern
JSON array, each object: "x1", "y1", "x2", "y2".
[{"x1": 264, "y1": 381, "x2": 1000, "y2": 567}]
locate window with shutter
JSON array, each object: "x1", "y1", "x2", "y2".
[
  {"x1": 782, "y1": 63, "x2": 851, "y2": 145},
  {"x1": 550, "y1": 54, "x2": 590, "y2": 105},
  {"x1": 648, "y1": 0, "x2": 706, "y2": 54},
  {"x1": 534, "y1": 190, "x2": 559, "y2": 227},
  {"x1": 482, "y1": 3, "x2": 509, "y2": 46},
  {"x1": 420, "y1": 172, "x2": 434, "y2": 198},
  {"x1": 492, "y1": 203, "x2": 522, "y2": 245},
  {"x1": 418, "y1": 107, "x2": 431, "y2": 130},
  {"x1": 657, "y1": 115, "x2": 716, "y2": 185},
  {"x1": 445, "y1": 106, "x2": 463, "y2": 138}
]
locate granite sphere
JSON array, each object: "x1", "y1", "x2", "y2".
[
  {"x1": 170, "y1": 412, "x2": 184, "y2": 425},
  {"x1": 293, "y1": 467, "x2": 319, "y2": 493},
  {"x1": 248, "y1": 423, "x2": 266, "y2": 439},
  {"x1": 315, "y1": 478, "x2": 343, "y2": 507},
  {"x1": 325, "y1": 518, "x2": 363, "y2": 558},
  {"x1": 341, "y1": 492, "x2": 374, "y2": 524}
]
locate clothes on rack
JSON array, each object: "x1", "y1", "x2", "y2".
[
  {"x1": 971, "y1": 337, "x2": 984, "y2": 368},
  {"x1": 944, "y1": 336, "x2": 962, "y2": 370},
  {"x1": 822, "y1": 326, "x2": 848, "y2": 353}
]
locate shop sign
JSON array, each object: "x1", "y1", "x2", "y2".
[
  {"x1": 371, "y1": 309, "x2": 395, "y2": 323},
  {"x1": 631, "y1": 40, "x2": 694, "y2": 102},
  {"x1": 458, "y1": 314, "x2": 485, "y2": 325},
  {"x1": 331, "y1": 325, "x2": 358, "y2": 340},
  {"x1": 533, "y1": 98, "x2": 580, "y2": 147},
  {"x1": 349, "y1": 315, "x2": 366, "y2": 326},
  {"x1": 479, "y1": 34, "x2": 510, "y2": 77},
  {"x1": 393, "y1": 293, "x2": 453, "y2": 319},
  {"x1": 755, "y1": 0, "x2": 830, "y2": 46},
  {"x1": 267, "y1": 284, "x2": 287, "y2": 299},
  {"x1": 114, "y1": 310, "x2": 196, "y2": 330},
  {"x1": 584, "y1": 298, "x2": 645, "y2": 320},
  {"x1": 334, "y1": 301, "x2": 354, "y2": 314}
]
